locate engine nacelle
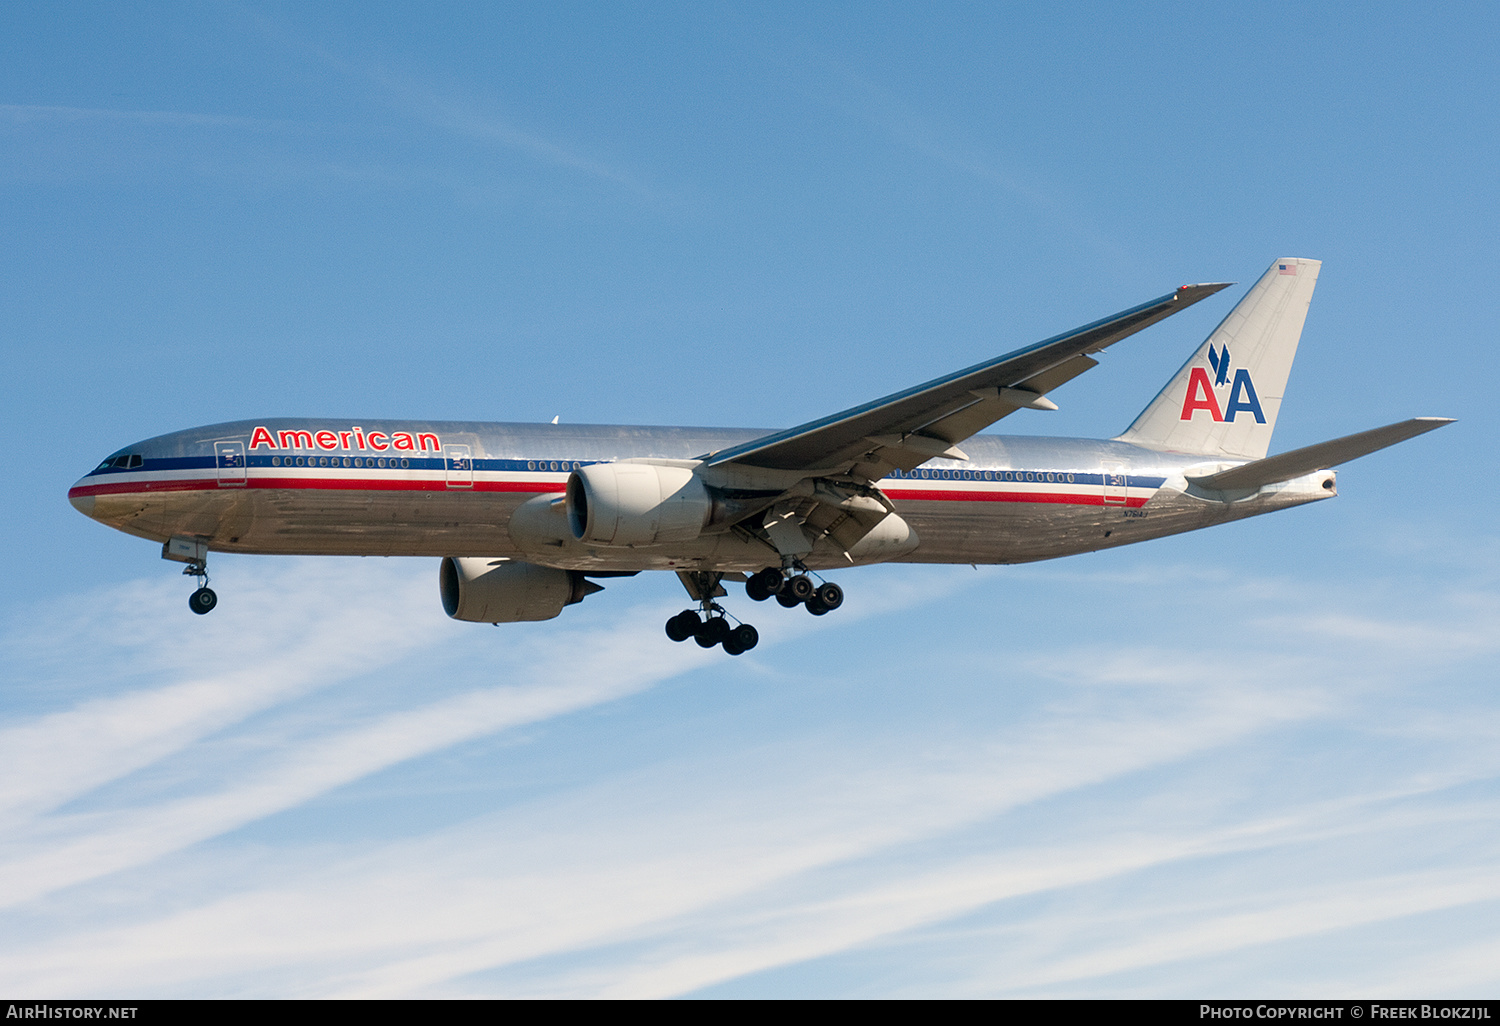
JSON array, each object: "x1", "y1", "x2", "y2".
[
  {"x1": 440, "y1": 556, "x2": 600, "y2": 623},
  {"x1": 565, "y1": 462, "x2": 711, "y2": 546}
]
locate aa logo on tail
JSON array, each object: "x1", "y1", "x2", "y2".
[{"x1": 1180, "y1": 345, "x2": 1266, "y2": 423}]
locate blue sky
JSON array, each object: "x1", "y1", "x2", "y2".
[{"x1": 2, "y1": 2, "x2": 1497, "y2": 997}]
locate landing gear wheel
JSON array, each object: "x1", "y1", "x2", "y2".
[
  {"x1": 722, "y1": 624, "x2": 759, "y2": 656},
  {"x1": 665, "y1": 610, "x2": 699, "y2": 642},
  {"x1": 746, "y1": 568, "x2": 784, "y2": 602},
  {"x1": 189, "y1": 587, "x2": 218, "y2": 615},
  {"x1": 814, "y1": 582, "x2": 843, "y2": 611},
  {"x1": 775, "y1": 589, "x2": 803, "y2": 608},
  {"x1": 695, "y1": 617, "x2": 730, "y2": 648},
  {"x1": 787, "y1": 574, "x2": 815, "y2": 602}
]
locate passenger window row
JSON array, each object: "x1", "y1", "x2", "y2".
[
  {"x1": 270, "y1": 456, "x2": 412, "y2": 469},
  {"x1": 894, "y1": 469, "x2": 1079, "y2": 484}
]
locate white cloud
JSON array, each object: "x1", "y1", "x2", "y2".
[
  {"x1": 0, "y1": 561, "x2": 977, "y2": 915},
  {"x1": 0, "y1": 557, "x2": 1495, "y2": 997},
  {"x1": 0, "y1": 563, "x2": 429, "y2": 825}
]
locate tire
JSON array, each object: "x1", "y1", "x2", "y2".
[
  {"x1": 745, "y1": 577, "x2": 770, "y2": 602},
  {"x1": 787, "y1": 575, "x2": 814, "y2": 601},
  {"x1": 806, "y1": 597, "x2": 829, "y2": 616},
  {"x1": 775, "y1": 589, "x2": 802, "y2": 608},
  {"x1": 815, "y1": 582, "x2": 843, "y2": 611},
  {"x1": 665, "y1": 611, "x2": 697, "y2": 642},
  {"x1": 730, "y1": 624, "x2": 758, "y2": 651},
  {"x1": 749, "y1": 568, "x2": 783, "y2": 600},
  {"x1": 695, "y1": 617, "x2": 729, "y2": 648},
  {"x1": 189, "y1": 587, "x2": 218, "y2": 615},
  {"x1": 722, "y1": 636, "x2": 745, "y2": 656}
]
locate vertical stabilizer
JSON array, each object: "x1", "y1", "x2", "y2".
[{"x1": 1117, "y1": 257, "x2": 1321, "y2": 459}]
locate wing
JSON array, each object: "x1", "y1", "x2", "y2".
[{"x1": 706, "y1": 282, "x2": 1233, "y2": 479}]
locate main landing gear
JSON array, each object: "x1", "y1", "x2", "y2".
[
  {"x1": 665, "y1": 608, "x2": 760, "y2": 656},
  {"x1": 663, "y1": 566, "x2": 845, "y2": 655},
  {"x1": 746, "y1": 567, "x2": 843, "y2": 616},
  {"x1": 665, "y1": 569, "x2": 762, "y2": 656}
]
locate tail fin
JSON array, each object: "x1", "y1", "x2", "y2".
[{"x1": 1117, "y1": 257, "x2": 1321, "y2": 459}]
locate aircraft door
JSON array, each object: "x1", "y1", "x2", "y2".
[
  {"x1": 216, "y1": 441, "x2": 247, "y2": 487},
  {"x1": 445, "y1": 444, "x2": 474, "y2": 489},
  {"x1": 1101, "y1": 461, "x2": 1127, "y2": 505}
]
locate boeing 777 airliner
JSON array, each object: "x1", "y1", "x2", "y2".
[{"x1": 69, "y1": 258, "x2": 1451, "y2": 655}]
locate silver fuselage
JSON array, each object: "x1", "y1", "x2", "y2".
[{"x1": 69, "y1": 418, "x2": 1335, "y2": 573}]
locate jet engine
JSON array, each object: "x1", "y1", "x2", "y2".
[
  {"x1": 565, "y1": 462, "x2": 711, "y2": 546},
  {"x1": 440, "y1": 556, "x2": 601, "y2": 623}
]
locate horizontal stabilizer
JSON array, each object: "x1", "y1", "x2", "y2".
[{"x1": 1187, "y1": 417, "x2": 1454, "y2": 492}]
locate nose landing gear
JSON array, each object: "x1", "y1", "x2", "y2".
[{"x1": 163, "y1": 536, "x2": 219, "y2": 615}]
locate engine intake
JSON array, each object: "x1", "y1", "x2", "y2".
[
  {"x1": 440, "y1": 556, "x2": 600, "y2": 623},
  {"x1": 566, "y1": 462, "x2": 711, "y2": 546}
]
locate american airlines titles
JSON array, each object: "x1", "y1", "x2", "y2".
[
  {"x1": 1178, "y1": 344, "x2": 1267, "y2": 424},
  {"x1": 248, "y1": 426, "x2": 441, "y2": 453}
]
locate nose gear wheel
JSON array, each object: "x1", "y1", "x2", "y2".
[{"x1": 180, "y1": 558, "x2": 219, "y2": 615}]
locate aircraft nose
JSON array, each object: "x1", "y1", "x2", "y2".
[{"x1": 68, "y1": 482, "x2": 97, "y2": 518}]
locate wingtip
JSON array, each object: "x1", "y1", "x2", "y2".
[{"x1": 1170, "y1": 281, "x2": 1235, "y2": 305}]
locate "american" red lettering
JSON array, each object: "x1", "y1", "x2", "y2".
[{"x1": 245, "y1": 425, "x2": 443, "y2": 452}]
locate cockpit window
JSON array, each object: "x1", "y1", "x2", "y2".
[{"x1": 96, "y1": 454, "x2": 143, "y2": 472}]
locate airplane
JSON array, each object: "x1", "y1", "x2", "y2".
[{"x1": 69, "y1": 258, "x2": 1451, "y2": 656}]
